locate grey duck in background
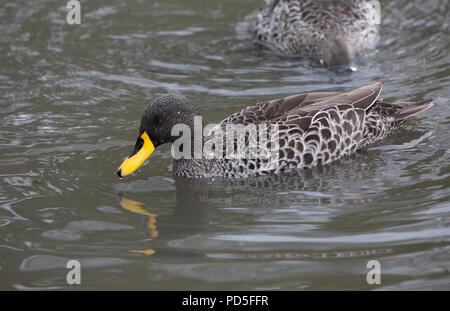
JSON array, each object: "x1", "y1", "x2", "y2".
[
  {"x1": 249, "y1": 0, "x2": 380, "y2": 67},
  {"x1": 117, "y1": 81, "x2": 432, "y2": 179}
]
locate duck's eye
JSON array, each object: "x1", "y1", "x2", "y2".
[{"x1": 153, "y1": 116, "x2": 163, "y2": 125}]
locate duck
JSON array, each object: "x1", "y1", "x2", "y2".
[
  {"x1": 117, "y1": 80, "x2": 432, "y2": 179},
  {"x1": 248, "y1": 0, "x2": 381, "y2": 67}
]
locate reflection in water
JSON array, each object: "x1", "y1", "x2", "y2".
[
  {"x1": 118, "y1": 149, "x2": 401, "y2": 259},
  {"x1": 120, "y1": 197, "x2": 158, "y2": 255},
  {"x1": 119, "y1": 178, "x2": 210, "y2": 256},
  {"x1": 120, "y1": 197, "x2": 159, "y2": 239}
]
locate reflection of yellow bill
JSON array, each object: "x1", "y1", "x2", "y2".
[
  {"x1": 120, "y1": 197, "x2": 159, "y2": 239},
  {"x1": 120, "y1": 197, "x2": 158, "y2": 256},
  {"x1": 130, "y1": 249, "x2": 155, "y2": 256},
  {"x1": 117, "y1": 131, "x2": 155, "y2": 178}
]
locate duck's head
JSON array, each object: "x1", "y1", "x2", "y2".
[
  {"x1": 117, "y1": 94, "x2": 199, "y2": 178},
  {"x1": 321, "y1": 35, "x2": 357, "y2": 72}
]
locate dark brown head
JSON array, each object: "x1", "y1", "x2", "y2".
[
  {"x1": 321, "y1": 35, "x2": 355, "y2": 71},
  {"x1": 117, "y1": 94, "x2": 200, "y2": 178}
]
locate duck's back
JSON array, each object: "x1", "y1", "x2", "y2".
[{"x1": 249, "y1": 0, "x2": 380, "y2": 66}]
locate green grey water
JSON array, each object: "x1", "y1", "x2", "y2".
[{"x1": 0, "y1": 0, "x2": 449, "y2": 290}]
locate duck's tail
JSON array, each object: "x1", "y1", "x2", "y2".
[
  {"x1": 393, "y1": 99, "x2": 434, "y2": 120},
  {"x1": 373, "y1": 98, "x2": 433, "y2": 120}
]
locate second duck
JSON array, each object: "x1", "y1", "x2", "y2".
[{"x1": 249, "y1": 0, "x2": 381, "y2": 68}]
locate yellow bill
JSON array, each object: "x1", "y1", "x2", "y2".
[{"x1": 117, "y1": 131, "x2": 155, "y2": 178}]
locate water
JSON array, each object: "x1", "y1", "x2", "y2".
[{"x1": 0, "y1": 0, "x2": 449, "y2": 290}]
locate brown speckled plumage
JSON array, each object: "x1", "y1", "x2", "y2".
[{"x1": 248, "y1": 0, "x2": 380, "y2": 67}]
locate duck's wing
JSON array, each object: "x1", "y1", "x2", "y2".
[
  {"x1": 218, "y1": 81, "x2": 383, "y2": 127},
  {"x1": 217, "y1": 92, "x2": 340, "y2": 127},
  {"x1": 280, "y1": 81, "x2": 383, "y2": 135},
  {"x1": 294, "y1": 81, "x2": 383, "y2": 114},
  {"x1": 204, "y1": 90, "x2": 341, "y2": 153}
]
